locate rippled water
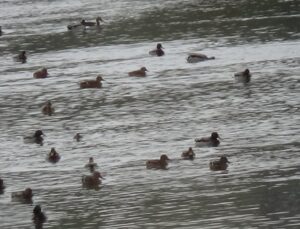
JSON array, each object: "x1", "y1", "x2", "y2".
[{"x1": 0, "y1": 0, "x2": 300, "y2": 228}]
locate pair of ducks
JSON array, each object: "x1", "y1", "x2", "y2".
[{"x1": 67, "y1": 17, "x2": 103, "y2": 30}]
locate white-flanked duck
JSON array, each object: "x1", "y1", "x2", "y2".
[
  {"x1": 209, "y1": 156, "x2": 230, "y2": 171},
  {"x1": 181, "y1": 147, "x2": 195, "y2": 160},
  {"x1": 187, "y1": 53, "x2": 215, "y2": 63},
  {"x1": 128, "y1": 67, "x2": 148, "y2": 77},
  {"x1": 146, "y1": 154, "x2": 170, "y2": 169},
  {"x1": 149, "y1": 43, "x2": 164, "y2": 56},
  {"x1": 195, "y1": 132, "x2": 221, "y2": 147},
  {"x1": 24, "y1": 130, "x2": 45, "y2": 145},
  {"x1": 234, "y1": 69, "x2": 251, "y2": 83},
  {"x1": 80, "y1": 75, "x2": 104, "y2": 89}
]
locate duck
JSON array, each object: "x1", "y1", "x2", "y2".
[
  {"x1": 41, "y1": 101, "x2": 54, "y2": 116},
  {"x1": 181, "y1": 147, "x2": 195, "y2": 160},
  {"x1": 149, "y1": 43, "x2": 165, "y2": 56},
  {"x1": 11, "y1": 188, "x2": 33, "y2": 203},
  {"x1": 0, "y1": 178, "x2": 5, "y2": 194},
  {"x1": 234, "y1": 69, "x2": 251, "y2": 83},
  {"x1": 47, "y1": 147, "x2": 60, "y2": 163},
  {"x1": 81, "y1": 17, "x2": 103, "y2": 27},
  {"x1": 195, "y1": 132, "x2": 221, "y2": 147},
  {"x1": 80, "y1": 75, "x2": 104, "y2": 89},
  {"x1": 187, "y1": 53, "x2": 215, "y2": 63},
  {"x1": 146, "y1": 154, "x2": 170, "y2": 169},
  {"x1": 209, "y1": 156, "x2": 230, "y2": 171},
  {"x1": 74, "y1": 133, "x2": 82, "y2": 142},
  {"x1": 14, "y1": 51, "x2": 27, "y2": 63},
  {"x1": 33, "y1": 68, "x2": 48, "y2": 79},
  {"x1": 32, "y1": 205, "x2": 47, "y2": 229},
  {"x1": 85, "y1": 157, "x2": 98, "y2": 172},
  {"x1": 128, "y1": 67, "x2": 148, "y2": 77},
  {"x1": 82, "y1": 171, "x2": 104, "y2": 187},
  {"x1": 23, "y1": 130, "x2": 44, "y2": 145}
]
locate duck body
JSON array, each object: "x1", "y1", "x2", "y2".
[
  {"x1": 181, "y1": 147, "x2": 195, "y2": 160},
  {"x1": 234, "y1": 69, "x2": 251, "y2": 83},
  {"x1": 23, "y1": 130, "x2": 44, "y2": 145},
  {"x1": 33, "y1": 68, "x2": 48, "y2": 79},
  {"x1": 81, "y1": 17, "x2": 103, "y2": 27},
  {"x1": 47, "y1": 148, "x2": 60, "y2": 163},
  {"x1": 11, "y1": 188, "x2": 33, "y2": 203},
  {"x1": 187, "y1": 53, "x2": 215, "y2": 63},
  {"x1": 32, "y1": 205, "x2": 47, "y2": 229},
  {"x1": 82, "y1": 171, "x2": 103, "y2": 187},
  {"x1": 146, "y1": 154, "x2": 169, "y2": 169},
  {"x1": 80, "y1": 75, "x2": 104, "y2": 89},
  {"x1": 149, "y1": 43, "x2": 165, "y2": 56},
  {"x1": 128, "y1": 67, "x2": 148, "y2": 77},
  {"x1": 209, "y1": 156, "x2": 229, "y2": 171},
  {"x1": 195, "y1": 132, "x2": 220, "y2": 147},
  {"x1": 42, "y1": 101, "x2": 54, "y2": 116}
]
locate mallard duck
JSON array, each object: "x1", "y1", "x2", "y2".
[
  {"x1": 195, "y1": 132, "x2": 221, "y2": 147},
  {"x1": 80, "y1": 75, "x2": 104, "y2": 89},
  {"x1": 11, "y1": 188, "x2": 33, "y2": 202},
  {"x1": 149, "y1": 43, "x2": 164, "y2": 56},
  {"x1": 47, "y1": 147, "x2": 60, "y2": 163},
  {"x1": 32, "y1": 205, "x2": 47, "y2": 229},
  {"x1": 209, "y1": 156, "x2": 230, "y2": 171},
  {"x1": 234, "y1": 69, "x2": 251, "y2": 83},
  {"x1": 14, "y1": 51, "x2": 27, "y2": 63},
  {"x1": 74, "y1": 133, "x2": 82, "y2": 142},
  {"x1": 42, "y1": 101, "x2": 54, "y2": 116},
  {"x1": 181, "y1": 147, "x2": 195, "y2": 160},
  {"x1": 82, "y1": 171, "x2": 104, "y2": 187},
  {"x1": 146, "y1": 154, "x2": 170, "y2": 169},
  {"x1": 81, "y1": 17, "x2": 103, "y2": 27},
  {"x1": 187, "y1": 53, "x2": 215, "y2": 63},
  {"x1": 23, "y1": 130, "x2": 44, "y2": 145},
  {"x1": 33, "y1": 68, "x2": 48, "y2": 79},
  {"x1": 128, "y1": 67, "x2": 148, "y2": 77},
  {"x1": 85, "y1": 157, "x2": 98, "y2": 172}
]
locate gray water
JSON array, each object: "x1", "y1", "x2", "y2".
[{"x1": 0, "y1": 0, "x2": 300, "y2": 228}]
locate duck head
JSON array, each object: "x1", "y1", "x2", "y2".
[
  {"x1": 34, "y1": 130, "x2": 44, "y2": 138},
  {"x1": 160, "y1": 154, "x2": 170, "y2": 162},
  {"x1": 141, "y1": 67, "x2": 148, "y2": 72},
  {"x1": 33, "y1": 205, "x2": 42, "y2": 215},
  {"x1": 96, "y1": 17, "x2": 103, "y2": 22},
  {"x1": 24, "y1": 188, "x2": 33, "y2": 198},
  {"x1": 96, "y1": 75, "x2": 104, "y2": 81},
  {"x1": 211, "y1": 132, "x2": 220, "y2": 139},
  {"x1": 89, "y1": 157, "x2": 94, "y2": 163},
  {"x1": 220, "y1": 156, "x2": 229, "y2": 164},
  {"x1": 244, "y1": 69, "x2": 250, "y2": 75},
  {"x1": 157, "y1": 43, "x2": 163, "y2": 49}
]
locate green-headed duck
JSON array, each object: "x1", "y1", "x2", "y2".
[
  {"x1": 128, "y1": 67, "x2": 148, "y2": 77},
  {"x1": 187, "y1": 53, "x2": 215, "y2": 63},
  {"x1": 181, "y1": 147, "x2": 195, "y2": 160},
  {"x1": 82, "y1": 171, "x2": 104, "y2": 187},
  {"x1": 47, "y1": 147, "x2": 60, "y2": 163},
  {"x1": 80, "y1": 75, "x2": 104, "y2": 89},
  {"x1": 149, "y1": 43, "x2": 165, "y2": 56},
  {"x1": 85, "y1": 157, "x2": 98, "y2": 172},
  {"x1": 32, "y1": 205, "x2": 47, "y2": 229},
  {"x1": 11, "y1": 188, "x2": 33, "y2": 203},
  {"x1": 42, "y1": 101, "x2": 54, "y2": 116},
  {"x1": 24, "y1": 130, "x2": 44, "y2": 145},
  {"x1": 74, "y1": 133, "x2": 82, "y2": 142},
  {"x1": 146, "y1": 154, "x2": 170, "y2": 169},
  {"x1": 81, "y1": 17, "x2": 103, "y2": 27},
  {"x1": 209, "y1": 156, "x2": 230, "y2": 171},
  {"x1": 33, "y1": 68, "x2": 48, "y2": 79},
  {"x1": 234, "y1": 69, "x2": 251, "y2": 83},
  {"x1": 195, "y1": 132, "x2": 221, "y2": 147}
]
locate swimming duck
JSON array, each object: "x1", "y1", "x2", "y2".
[
  {"x1": 82, "y1": 171, "x2": 104, "y2": 187},
  {"x1": 209, "y1": 156, "x2": 230, "y2": 171},
  {"x1": 0, "y1": 178, "x2": 5, "y2": 194},
  {"x1": 14, "y1": 51, "x2": 27, "y2": 63},
  {"x1": 187, "y1": 53, "x2": 215, "y2": 63},
  {"x1": 33, "y1": 68, "x2": 48, "y2": 79},
  {"x1": 32, "y1": 205, "x2": 47, "y2": 229},
  {"x1": 11, "y1": 188, "x2": 33, "y2": 203},
  {"x1": 149, "y1": 43, "x2": 165, "y2": 56},
  {"x1": 81, "y1": 17, "x2": 103, "y2": 27},
  {"x1": 74, "y1": 133, "x2": 82, "y2": 142},
  {"x1": 23, "y1": 130, "x2": 44, "y2": 145},
  {"x1": 128, "y1": 67, "x2": 148, "y2": 77},
  {"x1": 47, "y1": 147, "x2": 60, "y2": 163},
  {"x1": 80, "y1": 75, "x2": 104, "y2": 89},
  {"x1": 181, "y1": 147, "x2": 195, "y2": 160},
  {"x1": 42, "y1": 101, "x2": 54, "y2": 116},
  {"x1": 234, "y1": 69, "x2": 251, "y2": 83},
  {"x1": 195, "y1": 132, "x2": 221, "y2": 147},
  {"x1": 85, "y1": 157, "x2": 98, "y2": 172},
  {"x1": 146, "y1": 154, "x2": 170, "y2": 169}
]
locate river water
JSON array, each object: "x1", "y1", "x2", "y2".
[{"x1": 0, "y1": 0, "x2": 300, "y2": 228}]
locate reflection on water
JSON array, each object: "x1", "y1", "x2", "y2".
[{"x1": 0, "y1": 0, "x2": 300, "y2": 228}]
